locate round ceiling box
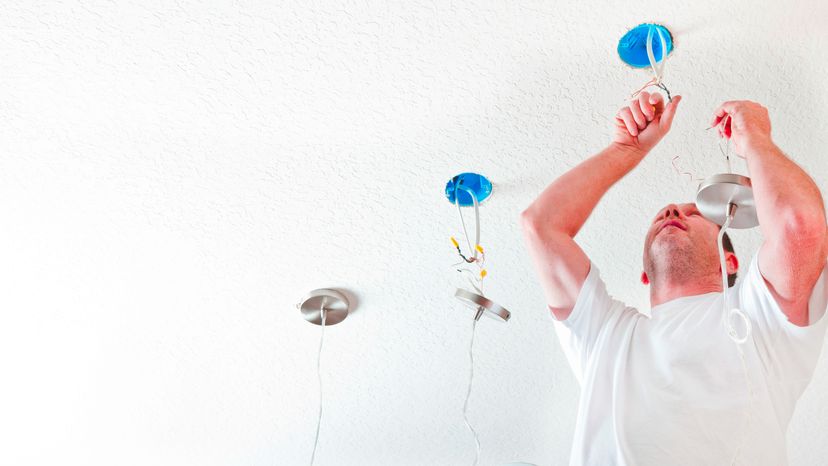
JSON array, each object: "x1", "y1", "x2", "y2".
[
  {"x1": 445, "y1": 172, "x2": 493, "y2": 207},
  {"x1": 618, "y1": 23, "x2": 674, "y2": 68}
]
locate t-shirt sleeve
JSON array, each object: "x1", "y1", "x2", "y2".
[
  {"x1": 552, "y1": 260, "x2": 631, "y2": 384},
  {"x1": 736, "y1": 252, "x2": 828, "y2": 384}
]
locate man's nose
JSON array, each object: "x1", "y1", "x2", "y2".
[{"x1": 660, "y1": 204, "x2": 682, "y2": 219}]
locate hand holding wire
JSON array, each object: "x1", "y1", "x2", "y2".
[
  {"x1": 710, "y1": 100, "x2": 773, "y2": 158},
  {"x1": 613, "y1": 91, "x2": 682, "y2": 156}
]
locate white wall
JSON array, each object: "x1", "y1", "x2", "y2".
[{"x1": 1, "y1": 1, "x2": 827, "y2": 465}]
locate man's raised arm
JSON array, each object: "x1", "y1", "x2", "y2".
[
  {"x1": 521, "y1": 92, "x2": 681, "y2": 320},
  {"x1": 711, "y1": 101, "x2": 828, "y2": 326}
]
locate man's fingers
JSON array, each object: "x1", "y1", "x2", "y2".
[
  {"x1": 638, "y1": 92, "x2": 655, "y2": 121},
  {"x1": 617, "y1": 107, "x2": 639, "y2": 136},
  {"x1": 710, "y1": 101, "x2": 740, "y2": 127},
  {"x1": 710, "y1": 108, "x2": 728, "y2": 128},
  {"x1": 629, "y1": 98, "x2": 648, "y2": 129},
  {"x1": 648, "y1": 92, "x2": 665, "y2": 115}
]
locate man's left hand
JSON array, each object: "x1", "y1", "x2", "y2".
[{"x1": 710, "y1": 100, "x2": 773, "y2": 157}]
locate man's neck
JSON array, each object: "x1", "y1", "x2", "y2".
[{"x1": 649, "y1": 277, "x2": 723, "y2": 307}]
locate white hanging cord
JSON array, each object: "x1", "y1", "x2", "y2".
[
  {"x1": 631, "y1": 25, "x2": 672, "y2": 102},
  {"x1": 717, "y1": 208, "x2": 735, "y2": 339},
  {"x1": 452, "y1": 184, "x2": 486, "y2": 294},
  {"x1": 309, "y1": 302, "x2": 327, "y2": 466},
  {"x1": 717, "y1": 206, "x2": 755, "y2": 466},
  {"x1": 718, "y1": 205, "x2": 752, "y2": 344},
  {"x1": 455, "y1": 184, "x2": 481, "y2": 261},
  {"x1": 729, "y1": 342, "x2": 755, "y2": 466},
  {"x1": 462, "y1": 316, "x2": 482, "y2": 466},
  {"x1": 646, "y1": 26, "x2": 667, "y2": 85}
]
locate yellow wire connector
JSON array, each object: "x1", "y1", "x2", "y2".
[
  {"x1": 475, "y1": 244, "x2": 484, "y2": 254},
  {"x1": 451, "y1": 236, "x2": 476, "y2": 264},
  {"x1": 480, "y1": 269, "x2": 487, "y2": 279}
]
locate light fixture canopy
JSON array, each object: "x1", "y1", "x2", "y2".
[
  {"x1": 455, "y1": 288, "x2": 511, "y2": 322},
  {"x1": 298, "y1": 288, "x2": 350, "y2": 326},
  {"x1": 696, "y1": 173, "x2": 759, "y2": 229}
]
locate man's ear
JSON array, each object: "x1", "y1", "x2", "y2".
[
  {"x1": 641, "y1": 271, "x2": 649, "y2": 285},
  {"x1": 726, "y1": 252, "x2": 739, "y2": 275}
]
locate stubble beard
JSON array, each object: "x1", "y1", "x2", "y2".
[{"x1": 646, "y1": 232, "x2": 709, "y2": 287}]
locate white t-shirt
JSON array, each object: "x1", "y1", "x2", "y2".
[{"x1": 554, "y1": 252, "x2": 828, "y2": 466}]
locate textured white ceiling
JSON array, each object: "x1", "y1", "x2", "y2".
[{"x1": 2, "y1": 1, "x2": 827, "y2": 465}]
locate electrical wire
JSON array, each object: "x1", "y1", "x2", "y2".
[
  {"x1": 645, "y1": 26, "x2": 668, "y2": 86},
  {"x1": 450, "y1": 180, "x2": 486, "y2": 465},
  {"x1": 717, "y1": 207, "x2": 755, "y2": 466},
  {"x1": 671, "y1": 155, "x2": 705, "y2": 185},
  {"x1": 718, "y1": 208, "x2": 735, "y2": 333},
  {"x1": 455, "y1": 268, "x2": 483, "y2": 295},
  {"x1": 462, "y1": 317, "x2": 482, "y2": 466},
  {"x1": 455, "y1": 184, "x2": 481, "y2": 261},
  {"x1": 729, "y1": 336, "x2": 755, "y2": 466},
  {"x1": 309, "y1": 303, "x2": 327, "y2": 466},
  {"x1": 718, "y1": 115, "x2": 734, "y2": 173},
  {"x1": 631, "y1": 24, "x2": 672, "y2": 102},
  {"x1": 452, "y1": 183, "x2": 487, "y2": 296}
]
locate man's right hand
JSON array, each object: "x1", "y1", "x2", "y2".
[{"x1": 613, "y1": 91, "x2": 682, "y2": 156}]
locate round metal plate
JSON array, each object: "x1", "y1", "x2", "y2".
[
  {"x1": 696, "y1": 173, "x2": 759, "y2": 229},
  {"x1": 454, "y1": 288, "x2": 510, "y2": 322},
  {"x1": 298, "y1": 288, "x2": 349, "y2": 326}
]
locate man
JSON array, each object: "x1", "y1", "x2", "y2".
[{"x1": 520, "y1": 92, "x2": 828, "y2": 465}]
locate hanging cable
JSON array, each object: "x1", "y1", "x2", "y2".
[
  {"x1": 309, "y1": 302, "x2": 327, "y2": 466},
  {"x1": 631, "y1": 24, "x2": 672, "y2": 102},
  {"x1": 671, "y1": 155, "x2": 705, "y2": 185},
  {"x1": 717, "y1": 205, "x2": 752, "y2": 344},
  {"x1": 455, "y1": 183, "x2": 481, "y2": 261},
  {"x1": 717, "y1": 205, "x2": 755, "y2": 466},
  {"x1": 462, "y1": 316, "x2": 482, "y2": 466},
  {"x1": 449, "y1": 182, "x2": 488, "y2": 465},
  {"x1": 452, "y1": 185, "x2": 487, "y2": 294},
  {"x1": 646, "y1": 26, "x2": 667, "y2": 85},
  {"x1": 729, "y1": 339, "x2": 755, "y2": 466},
  {"x1": 719, "y1": 115, "x2": 734, "y2": 174}
]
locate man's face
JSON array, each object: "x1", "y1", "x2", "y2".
[{"x1": 642, "y1": 203, "x2": 722, "y2": 277}]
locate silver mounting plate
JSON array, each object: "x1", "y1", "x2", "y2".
[
  {"x1": 298, "y1": 288, "x2": 349, "y2": 326},
  {"x1": 696, "y1": 173, "x2": 759, "y2": 229},
  {"x1": 455, "y1": 288, "x2": 511, "y2": 322}
]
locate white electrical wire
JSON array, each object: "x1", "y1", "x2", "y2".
[
  {"x1": 718, "y1": 219, "x2": 752, "y2": 343},
  {"x1": 729, "y1": 340, "x2": 755, "y2": 466},
  {"x1": 717, "y1": 208, "x2": 755, "y2": 466},
  {"x1": 645, "y1": 25, "x2": 668, "y2": 84},
  {"x1": 452, "y1": 181, "x2": 485, "y2": 464},
  {"x1": 462, "y1": 317, "x2": 482, "y2": 466},
  {"x1": 309, "y1": 304, "x2": 327, "y2": 466},
  {"x1": 455, "y1": 184, "x2": 481, "y2": 261},
  {"x1": 631, "y1": 25, "x2": 671, "y2": 101},
  {"x1": 717, "y1": 210, "x2": 734, "y2": 339}
]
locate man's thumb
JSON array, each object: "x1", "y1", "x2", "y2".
[{"x1": 661, "y1": 95, "x2": 682, "y2": 129}]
